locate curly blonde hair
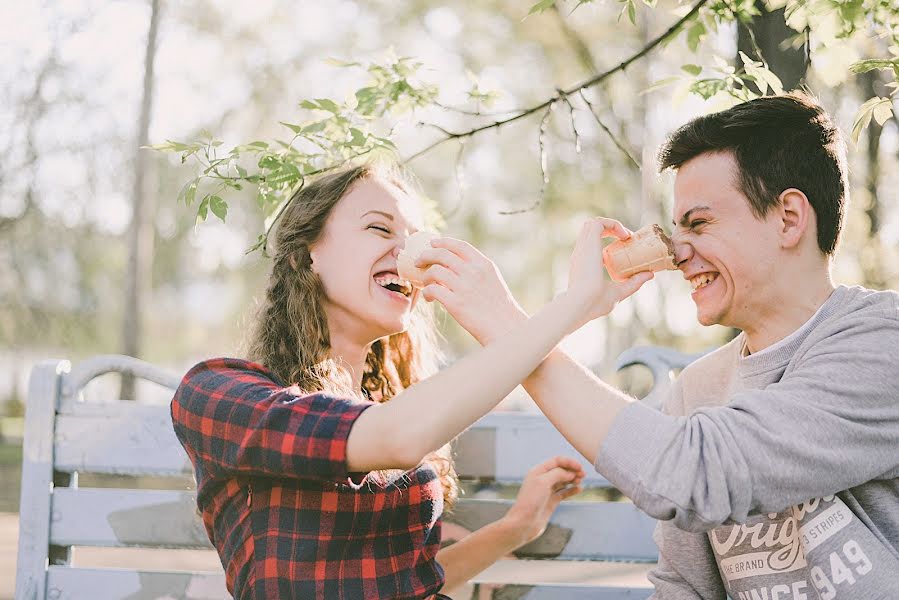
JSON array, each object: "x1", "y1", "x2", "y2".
[{"x1": 246, "y1": 162, "x2": 458, "y2": 507}]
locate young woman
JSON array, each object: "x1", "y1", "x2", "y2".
[{"x1": 170, "y1": 162, "x2": 652, "y2": 599}]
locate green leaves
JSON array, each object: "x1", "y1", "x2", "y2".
[
  {"x1": 686, "y1": 21, "x2": 707, "y2": 52},
  {"x1": 738, "y1": 52, "x2": 784, "y2": 96},
  {"x1": 852, "y1": 97, "x2": 895, "y2": 143},
  {"x1": 465, "y1": 70, "x2": 501, "y2": 108},
  {"x1": 613, "y1": 0, "x2": 638, "y2": 24},
  {"x1": 681, "y1": 64, "x2": 703, "y2": 76},
  {"x1": 848, "y1": 52, "x2": 899, "y2": 142},
  {"x1": 177, "y1": 178, "x2": 198, "y2": 207},
  {"x1": 528, "y1": 0, "x2": 557, "y2": 15},
  {"x1": 149, "y1": 51, "x2": 443, "y2": 255},
  {"x1": 300, "y1": 98, "x2": 340, "y2": 113},
  {"x1": 209, "y1": 196, "x2": 227, "y2": 222}
]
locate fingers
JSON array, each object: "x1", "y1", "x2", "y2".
[
  {"x1": 556, "y1": 484, "x2": 583, "y2": 501},
  {"x1": 531, "y1": 456, "x2": 584, "y2": 474},
  {"x1": 429, "y1": 236, "x2": 486, "y2": 262},
  {"x1": 421, "y1": 283, "x2": 450, "y2": 305},
  {"x1": 532, "y1": 456, "x2": 584, "y2": 475},
  {"x1": 540, "y1": 465, "x2": 586, "y2": 491},
  {"x1": 414, "y1": 247, "x2": 466, "y2": 275},
  {"x1": 421, "y1": 264, "x2": 461, "y2": 290},
  {"x1": 583, "y1": 217, "x2": 633, "y2": 241}
]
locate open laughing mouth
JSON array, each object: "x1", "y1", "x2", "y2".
[
  {"x1": 689, "y1": 272, "x2": 719, "y2": 295},
  {"x1": 373, "y1": 271, "x2": 414, "y2": 300}
]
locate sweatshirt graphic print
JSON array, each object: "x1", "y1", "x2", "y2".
[{"x1": 710, "y1": 494, "x2": 899, "y2": 599}]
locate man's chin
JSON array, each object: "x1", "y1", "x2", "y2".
[{"x1": 695, "y1": 307, "x2": 723, "y2": 327}]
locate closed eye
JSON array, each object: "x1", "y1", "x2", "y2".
[
  {"x1": 689, "y1": 220, "x2": 708, "y2": 229},
  {"x1": 368, "y1": 224, "x2": 391, "y2": 234}
]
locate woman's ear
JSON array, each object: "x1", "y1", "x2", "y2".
[
  {"x1": 778, "y1": 188, "x2": 811, "y2": 250},
  {"x1": 306, "y1": 246, "x2": 319, "y2": 274}
]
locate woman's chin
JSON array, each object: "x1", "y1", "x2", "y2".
[{"x1": 373, "y1": 316, "x2": 411, "y2": 339}]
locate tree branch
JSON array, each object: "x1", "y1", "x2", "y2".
[
  {"x1": 579, "y1": 90, "x2": 641, "y2": 169},
  {"x1": 500, "y1": 102, "x2": 555, "y2": 215},
  {"x1": 403, "y1": 0, "x2": 710, "y2": 164}
]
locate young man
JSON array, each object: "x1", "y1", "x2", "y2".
[{"x1": 429, "y1": 93, "x2": 899, "y2": 598}]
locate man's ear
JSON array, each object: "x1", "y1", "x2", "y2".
[{"x1": 778, "y1": 188, "x2": 812, "y2": 250}]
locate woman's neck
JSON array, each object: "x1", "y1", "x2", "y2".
[{"x1": 327, "y1": 333, "x2": 369, "y2": 392}]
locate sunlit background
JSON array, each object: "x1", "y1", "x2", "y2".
[{"x1": 1, "y1": 0, "x2": 897, "y2": 594}]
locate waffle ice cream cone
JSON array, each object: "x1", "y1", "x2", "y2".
[
  {"x1": 397, "y1": 231, "x2": 440, "y2": 287},
  {"x1": 602, "y1": 224, "x2": 676, "y2": 282}
]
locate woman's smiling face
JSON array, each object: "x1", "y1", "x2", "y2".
[
  {"x1": 309, "y1": 176, "x2": 426, "y2": 343},
  {"x1": 671, "y1": 151, "x2": 782, "y2": 329}
]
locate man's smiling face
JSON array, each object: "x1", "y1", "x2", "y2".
[{"x1": 671, "y1": 151, "x2": 783, "y2": 329}]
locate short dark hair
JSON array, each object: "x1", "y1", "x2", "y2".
[{"x1": 658, "y1": 93, "x2": 848, "y2": 255}]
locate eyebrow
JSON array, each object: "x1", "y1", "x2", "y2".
[
  {"x1": 673, "y1": 205, "x2": 712, "y2": 227},
  {"x1": 362, "y1": 210, "x2": 394, "y2": 220}
]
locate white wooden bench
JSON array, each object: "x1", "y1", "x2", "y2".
[{"x1": 15, "y1": 348, "x2": 699, "y2": 600}]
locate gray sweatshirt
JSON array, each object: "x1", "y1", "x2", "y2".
[{"x1": 595, "y1": 285, "x2": 899, "y2": 599}]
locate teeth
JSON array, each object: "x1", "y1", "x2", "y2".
[
  {"x1": 374, "y1": 274, "x2": 413, "y2": 297},
  {"x1": 690, "y1": 273, "x2": 718, "y2": 291}
]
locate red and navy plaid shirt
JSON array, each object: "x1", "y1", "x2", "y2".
[{"x1": 170, "y1": 357, "x2": 448, "y2": 599}]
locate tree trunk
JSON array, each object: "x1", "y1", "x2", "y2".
[
  {"x1": 862, "y1": 69, "x2": 883, "y2": 237},
  {"x1": 120, "y1": 0, "x2": 161, "y2": 401},
  {"x1": 737, "y1": 0, "x2": 808, "y2": 92}
]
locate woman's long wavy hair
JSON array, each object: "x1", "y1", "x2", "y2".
[{"x1": 246, "y1": 162, "x2": 458, "y2": 508}]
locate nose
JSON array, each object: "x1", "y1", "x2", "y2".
[
  {"x1": 670, "y1": 230, "x2": 693, "y2": 269},
  {"x1": 390, "y1": 241, "x2": 403, "y2": 259}
]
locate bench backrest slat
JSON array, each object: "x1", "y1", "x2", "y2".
[
  {"x1": 449, "y1": 498, "x2": 657, "y2": 561},
  {"x1": 45, "y1": 567, "x2": 653, "y2": 600},
  {"x1": 46, "y1": 487, "x2": 658, "y2": 561},
  {"x1": 455, "y1": 412, "x2": 611, "y2": 486},
  {"x1": 45, "y1": 566, "x2": 228, "y2": 600},
  {"x1": 49, "y1": 488, "x2": 211, "y2": 549},
  {"x1": 54, "y1": 409, "x2": 192, "y2": 476},
  {"x1": 53, "y1": 403, "x2": 612, "y2": 484}
]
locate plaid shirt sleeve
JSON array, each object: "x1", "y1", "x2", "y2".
[{"x1": 171, "y1": 357, "x2": 374, "y2": 483}]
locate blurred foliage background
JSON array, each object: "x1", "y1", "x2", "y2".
[{"x1": 1, "y1": 0, "x2": 897, "y2": 443}]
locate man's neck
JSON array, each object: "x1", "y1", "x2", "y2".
[{"x1": 741, "y1": 278, "x2": 835, "y2": 355}]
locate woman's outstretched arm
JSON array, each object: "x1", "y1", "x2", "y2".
[{"x1": 344, "y1": 219, "x2": 653, "y2": 472}]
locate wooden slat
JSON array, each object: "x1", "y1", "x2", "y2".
[
  {"x1": 61, "y1": 354, "x2": 181, "y2": 399},
  {"x1": 54, "y1": 405, "x2": 605, "y2": 485},
  {"x1": 45, "y1": 567, "x2": 228, "y2": 600},
  {"x1": 54, "y1": 405, "x2": 192, "y2": 475},
  {"x1": 16, "y1": 359, "x2": 70, "y2": 600},
  {"x1": 50, "y1": 488, "x2": 212, "y2": 549},
  {"x1": 45, "y1": 566, "x2": 652, "y2": 599},
  {"x1": 454, "y1": 412, "x2": 612, "y2": 486},
  {"x1": 48, "y1": 488, "x2": 657, "y2": 562},
  {"x1": 468, "y1": 584, "x2": 652, "y2": 599},
  {"x1": 447, "y1": 499, "x2": 658, "y2": 562}
]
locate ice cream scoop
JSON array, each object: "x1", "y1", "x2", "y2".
[
  {"x1": 602, "y1": 224, "x2": 677, "y2": 282},
  {"x1": 397, "y1": 231, "x2": 441, "y2": 287}
]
